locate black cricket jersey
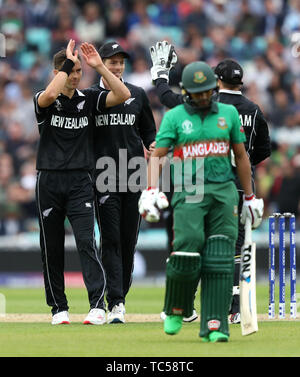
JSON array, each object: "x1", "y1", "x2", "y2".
[
  {"x1": 216, "y1": 89, "x2": 271, "y2": 166},
  {"x1": 33, "y1": 88, "x2": 108, "y2": 171},
  {"x1": 154, "y1": 78, "x2": 184, "y2": 109},
  {"x1": 92, "y1": 79, "x2": 156, "y2": 191}
]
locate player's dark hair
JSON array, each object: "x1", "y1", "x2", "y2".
[{"x1": 53, "y1": 49, "x2": 81, "y2": 70}]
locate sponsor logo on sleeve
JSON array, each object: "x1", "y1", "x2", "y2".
[{"x1": 208, "y1": 319, "x2": 220, "y2": 331}]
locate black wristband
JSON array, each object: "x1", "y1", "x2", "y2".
[{"x1": 60, "y1": 59, "x2": 75, "y2": 76}]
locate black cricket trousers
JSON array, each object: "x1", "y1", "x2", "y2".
[
  {"x1": 36, "y1": 170, "x2": 106, "y2": 315},
  {"x1": 95, "y1": 192, "x2": 141, "y2": 311}
]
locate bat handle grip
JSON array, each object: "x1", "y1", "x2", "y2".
[{"x1": 244, "y1": 217, "x2": 252, "y2": 244}]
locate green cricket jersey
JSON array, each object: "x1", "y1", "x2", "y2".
[{"x1": 156, "y1": 101, "x2": 246, "y2": 201}]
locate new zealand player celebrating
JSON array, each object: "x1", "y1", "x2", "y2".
[
  {"x1": 33, "y1": 40, "x2": 130, "y2": 325},
  {"x1": 149, "y1": 41, "x2": 271, "y2": 324},
  {"x1": 92, "y1": 42, "x2": 156, "y2": 324}
]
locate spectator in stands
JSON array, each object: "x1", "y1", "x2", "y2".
[
  {"x1": 51, "y1": 0, "x2": 80, "y2": 30},
  {"x1": 127, "y1": 0, "x2": 149, "y2": 31},
  {"x1": 125, "y1": 56, "x2": 153, "y2": 92},
  {"x1": 181, "y1": 0, "x2": 208, "y2": 36},
  {"x1": 0, "y1": 152, "x2": 21, "y2": 235},
  {"x1": 205, "y1": 0, "x2": 236, "y2": 29},
  {"x1": 24, "y1": 0, "x2": 53, "y2": 28},
  {"x1": 150, "y1": 0, "x2": 180, "y2": 27},
  {"x1": 74, "y1": 2, "x2": 106, "y2": 44},
  {"x1": 281, "y1": 0, "x2": 300, "y2": 36},
  {"x1": 105, "y1": 1, "x2": 128, "y2": 39},
  {"x1": 127, "y1": 11, "x2": 162, "y2": 51},
  {"x1": 260, "y1": 0, "x2": 285, "y2": 38},
  {"x1": 51, "y1": 13, "x2": 80, "y2": 54},
  {"x1": 268, "y1": 89, "x2": 292, "y2": 128},
  {"x1": 243, "y1": 55, "x2": 274, "y2": 93}
]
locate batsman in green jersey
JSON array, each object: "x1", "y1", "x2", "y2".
[{"x1": 138, "y1": 61, "x2": 264, "y2": 342}]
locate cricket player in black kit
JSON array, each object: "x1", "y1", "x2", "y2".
[
  {"x1": 33, "y1": 40, "x2": 130, "y2": 325},
  {"x1": 91, "y1": 42, "x2": 156, "y2": 324},
  {"x1": 149, "y1": 41, "x2": 271, "y2": 323}
]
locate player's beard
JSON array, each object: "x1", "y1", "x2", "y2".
[
  {"x1": 187, "y1": 96, "x2": 212, "y2": 112},
  {"x1": 69, "y1": 80, "x2": 79, "y2": 89},
  {"x1": 193, "y1": 98, "x2": 212, "y2": 110}
]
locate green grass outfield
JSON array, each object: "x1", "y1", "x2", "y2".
[{"x1": 0, "y1": 284, "x2": 299, "y2": 357}]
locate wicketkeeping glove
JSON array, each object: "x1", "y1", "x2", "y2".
[
  {"x1": 241, "y1": 194, "x2": 264, "y2": 229},
  {"x1": 149, "y1": 40, "x2": 178, "y2": 83},
  {"x1": 138, "y1": 188, "x2": 169, "y2": 222}
]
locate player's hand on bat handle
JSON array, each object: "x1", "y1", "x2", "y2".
[
  {"x1": 138, "y1": 188, "x2": 169, "y2": 222},
  {"x1": 241, "y1": 194, "x2": 264, "y2": 229},
  {"x1": 244, "y1": 216, "x2": 252, "y2": 244}
]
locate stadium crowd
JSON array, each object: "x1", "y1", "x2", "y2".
[{"x1": 0, "y1": 0, "x2": 300, "y2": 235}]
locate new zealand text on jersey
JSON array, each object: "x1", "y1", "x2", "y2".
[
  {"x1": 95, "y1": 113, "x2": 136, "y2": 127},
  {"x1": 51, "y1": 115, "x2": 89, "y2": 129}
]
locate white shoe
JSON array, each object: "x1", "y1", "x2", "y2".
[
  {"x1": 160, "y1": 309, "x2": 198, "y2": 322},
  {"x1": 107, "y1": 303, "x2": 125, "y2": 324},
  {"x1": 83, "y1": 308, "x2": 106, "y2": 325},
  {"x1": 183, "y1": 309, "x2": 198, "y2": 323},
  {"x1": 228, "y1": 312, "x2": 241, "y2": 324},
  {"x1": 52, "y1": 311, "x2": 70, "y2": 325}
]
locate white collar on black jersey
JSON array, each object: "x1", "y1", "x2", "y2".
[
  {"x1": 58, "y1": 89, "x2": 85, "y2": 98},
  {"x1": 219, "y1": 89, "x2": 242, "y2": 95},
  {"x1": 99, "y1": 77, "x2": 124, "y2": 89},
  {"x1": 76, "y1": 89, "x2": 85, "y2": 97}
]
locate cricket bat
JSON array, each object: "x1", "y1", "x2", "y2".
[{"x1": 240, "y1": 217, "x2": 258, "y2": 336}]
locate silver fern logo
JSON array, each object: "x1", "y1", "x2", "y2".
[
  {"x1": 77, "y1": 100, "x2": 85, "y2": 112},
  {"x1": 99, "y1": 195, "x2": 110, "y2": 205},
  {"x1": 124, "y1": 98, "x2": 135, "y2": 106},
  {"x1": 43, "y1": 208, "x2": 53, "y2": 218}
]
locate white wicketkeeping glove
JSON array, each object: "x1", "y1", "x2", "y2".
[
  {"x1": 241, "y1": 194, "x2": 264, "y2": 229},
  {"x1": 149, "y1": 40, "x2": 178, "y2": 83},
  {"x1": 138, "y1": 188, "x2": 169, "y2": 222}
]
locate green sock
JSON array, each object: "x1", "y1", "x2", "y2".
[
  {"x1": 164, "y1": 315, "x2": 183, "y2": 335},
  {"x1": 209, "y1": 331, "x2": 229, "y2": 343},
  {"x1": 201, "y1": 331, "x2": 229, "y2": 343}
]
